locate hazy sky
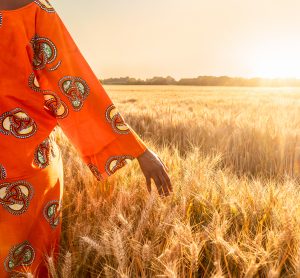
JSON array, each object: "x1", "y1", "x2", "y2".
[{"x1": 53, "y1": 0, "x2": 300, "y2": 80}]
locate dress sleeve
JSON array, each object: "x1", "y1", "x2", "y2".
[{"x1": 26, "y1": 1, "x2": 148, "y2": 181}]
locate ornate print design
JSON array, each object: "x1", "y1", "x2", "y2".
[
  {"x1": 0, "y1": 108, "x2": 37, "y2": 139},
  {"x1": 87, "y1": 163, "x2": 103, "y2": 181},
  {"x1": 33, "y1": 137, "x2": 56, "y2": 169},
  {"x1": 28, "y1": 72, "x2": 42, "y2": 93},
  {"x1": 105, "y1": 104, "x2": 130, "y2": 134},
  {"x1": 4, "y1": 241, "x2": 35, "y2": 273},
  {"x1": 31, "y1": 34, "x2": 61, "y2": 71},
  {"x1": 58, "y1": 76, "x2": 90, "y2": 111},
  {"x1": 0, "y1": 164, "x2": 7, "y2": 180},
  {"x1": 105, "y1": 155, "x2": 134, "y2": 176},
  {"x1": 0, "y1": 181, "x2": 34, "y2": 215},
  {"x1": 43, "y1": 91, "x2": 69, "y2": 119},
  {"x1": 28, "y1": 73, "x2": 69, "y2": 119},
  {"x1": 34, "y1": 0, "x2": 56, "y2": 13},
  {"x1": 43, "y1": 200, "x2": 61, "y2": 229}
]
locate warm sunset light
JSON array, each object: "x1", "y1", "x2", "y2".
[
  {"x1": 3, "y1": 0, "x2": 300, "y2": 275},
  {"x1": 247, "y1": 38, "x2": 300, "y2": 79},
  {"x1": 54, "y1": 0, "x2": 300, "y2": 79}
]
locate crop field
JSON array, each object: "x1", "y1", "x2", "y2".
[{"x1": 50, "y1": 85, "x2": 300, "y2": 277}]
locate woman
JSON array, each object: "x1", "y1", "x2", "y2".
[{"x1": 0, "y1": 0, "x2": 172, "y2": 276}]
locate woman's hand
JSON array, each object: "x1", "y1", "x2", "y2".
[{"x1": 137, "y1": 149, "x2": 173, "y2": 197}]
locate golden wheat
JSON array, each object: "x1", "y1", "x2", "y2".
[{"x1": 48, "y1": 85, "x2": 300, "y2": 277}]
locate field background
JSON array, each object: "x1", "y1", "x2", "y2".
[{"x1": 50, "y1": 85, "x2": 300, "y2": 277}]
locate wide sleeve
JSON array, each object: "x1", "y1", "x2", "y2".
[{"x1": 26, "y1": 1, "x2": 148, "y2": 181}]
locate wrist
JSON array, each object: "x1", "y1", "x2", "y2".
[{"x1": 137, "y1": 148, "x2": 149, "y2": 160}]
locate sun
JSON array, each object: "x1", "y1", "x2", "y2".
[{"x1": 247, "y1": 39, "x2": 300, "y2": 79}]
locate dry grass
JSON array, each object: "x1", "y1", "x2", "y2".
[{"x1": 48, "y1": 85, "x2": 300, "y2": 277}]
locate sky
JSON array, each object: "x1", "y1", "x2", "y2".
[{"x1": 53, "y1": 0, "x2": 300, "y2": 80}]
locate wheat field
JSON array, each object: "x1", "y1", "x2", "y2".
[{"x1": 48, "y1": 85, "x2": 300, "y2": 277}]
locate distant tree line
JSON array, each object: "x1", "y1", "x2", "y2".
[{"x1": 100, "y1": 75, "x2": 300, "y2": 86}]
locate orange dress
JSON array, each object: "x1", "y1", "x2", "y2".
[{"x1": 0, "y1": 0, "x2": 148, "y2": 276}]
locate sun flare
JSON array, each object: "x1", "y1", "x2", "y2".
[{"x1": 248, "y1": 39, "x2": 300, "y2": 79}]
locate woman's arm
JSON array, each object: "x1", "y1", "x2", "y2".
[
  {"x1": 0, "y1": 0, "x2": 34, "y2": 10},
  {"x1": 26, "y1": 1, "x2": 173, "y2": 197}
]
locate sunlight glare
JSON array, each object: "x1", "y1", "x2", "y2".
[{"x1": 248, "y1": 39, "x2": 300, "y2": 78}]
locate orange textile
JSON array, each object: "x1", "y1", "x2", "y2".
[{"x1": 0, "y1": 0, "x2": 148, "y2": 276}]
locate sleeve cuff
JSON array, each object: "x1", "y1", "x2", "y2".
[{"x1": 83, "y1": 128, "x2": 147, "y2": 181}]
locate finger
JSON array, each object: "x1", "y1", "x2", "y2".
[
  {"x1": 154, "y1": 171, "x2": 169, "y2": 197},
  {"x1": 145, "y1": 175, "x2": 151, "y2": 193},
  {"x1": 152, "y1": 174, "x2": 164, "y2": 196},
  {"x1": 158, "y1": 171, "x2": 170, "y2": 196},
  {"x1": 161, "y1": 170, "x2": 173, "y2": 193}
]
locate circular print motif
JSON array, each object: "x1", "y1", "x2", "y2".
[
  {"x1": 58, "y1": 76, "x2": 90, "y2": 111},
  {"x1": 105, "y1": 104, "x2": 130, "y2": 134},
  {"x1": 105, "y1": 155, "x2": 134, "y2": 176},
  {"x1": 31, "y1": 34, "x2": 61, "y2": 71},
  {"x1": 0, "y1": 180, "x2": 34, "y2": 215},
  {"x1": 4, "y1": 240, "x2": 35, "y2": 273},
  {"x1": 43, "y1": 200, "x2": 62, "y2": 229},
  {"x1": 0, "y1": 108, "x2": 37, "y2": 139}
]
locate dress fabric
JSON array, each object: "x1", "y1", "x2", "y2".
[{"x1": 0, "y1": 0, "x2": 148, "y2": 276}]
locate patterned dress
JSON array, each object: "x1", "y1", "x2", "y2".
[{"x1": 0, "y1": 0, "x2": 148, "y2": 276}]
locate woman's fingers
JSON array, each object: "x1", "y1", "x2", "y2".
[
  {"x1": 139, "y1": 151, "x2": 173, "y2": 197},
  {"x1": 152, "y1": 174, "x2": 164, "y2": 196},
  {"x1": 161, "y1": 169, "x2": 173, "y2": 192},
  {"x1": 157, "y1": 171, "x2": 170, "y2": 196},
  {"x1": 145, "y1": 175, "x2": 152, "y2": 193},
  {"x1": 156, "y1": 156, "x2": 172, "y2": 194},
  {"x1": 151, "y1": 171, "x2": 170, "y2": 197}
]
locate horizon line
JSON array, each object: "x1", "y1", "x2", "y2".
[{"x1": 99, "y1": 75, "x2": 300, "y2": 81}]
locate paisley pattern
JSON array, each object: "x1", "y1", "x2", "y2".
[
  {"x1": 105, "y1": 155, "x2": 134, "y2": 176},
  {"x1": 0, "y1": 164, "x2": 7, "y2": 180},
  {"x1": 30, "y1": 34, "x2": 61, "y2": 71},
  {"x1": 0, "y1": 3, "x2": 148, "y2": 274},
  {"x1": 0, "y1": 108, "x2": 37, "y2": 139},
  {"x1": 0, "y1": 181, "x2": 34, "y2": 215},
  {"x1": 28, "y1": 72, "x2": 42, "y2": 93},
  {"x1": 58, "y1": 76, "x2": 90, "y2": 111},
  {"x1": 43, "y1": 200, "x2": 61, "y2": 229},
  {"x1": 28, "y1": 73, "x2": 69, "y2": 119},
  {"x1": 87, "y1": 163, "x2": 103, "y2": 181},
  {"x1": 34, "y1": 0, "x2": 56, "y2": 13},
  {"x1": 105, "y1": 104, "x2": 130, "y2": 134},
  {"x1": 33, "y1": 137, "x2": 56, "y2": 169},
  {"x1": 43, "y1": 91, "x2": 69, "y2": 119},
  {"x1": 4, "y1": 241, "x2": 35, "y2": 273}
]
